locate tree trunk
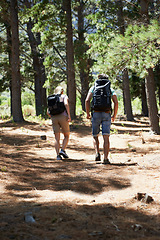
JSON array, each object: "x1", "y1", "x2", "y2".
[
  {"x1": 122, "y1": 90, "x2": 126, "y2": 114},
  {"x1": 10, "y1": 0, "x2": 24, "y2": 122},
  {"x1": 158, "y1": 86, "x2": 160, "y2": 108},
  {"x1": 77, "y1": 0, "x2": 89, "y2": 111},
  {"x1": 145, "y1": 68, "x2": 160, "y2": 133},
  {"x1": 123, "y1": 69, "x2": 134, "y2": 121},
  {"x1": 6, "y1": 23, "x2": 12, "y2": 116},
  {"x1": 117, "y1": 0, "x2": 134, "y2": 120},
  {"x1": 140, "y1": 0, "x2": 149, "y2": 24},
  {"x1": 141, "y1": 80, "x2": 148, "y2": 116},
  {"x1": 155, "y1": 63, "x2": 160, "y2": 108},
  {"x1": 64, "y1": 0, "x2": 76, "y2": 119},
  {"x1": 140, "y1": 0, "x2": 160, "y2": 134},
  {"x1": 35, "y1": 32, "x2": 47, "y2": 115},
  {"x1": 27, "y1": 19, "x2": 47, "y2": 116}
]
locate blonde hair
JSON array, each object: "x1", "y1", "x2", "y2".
[{"x1": 54, "y1": 86, "x2": 63, "y2": 94}]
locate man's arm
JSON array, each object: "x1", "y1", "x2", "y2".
[
  {"x1": 111, "y1": 94, "x2": 118, "y2": 122},
  {"x1": 85, "y1": 91, "x2": 93, "y2": 119}
]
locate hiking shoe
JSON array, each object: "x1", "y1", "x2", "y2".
[
  {"x1": 57, "y1": 155, "x2": 62, "y2": 160},
  {"x1": 95, "y1": 153, "x2": 101, "y2": 161},
  {"x1": 59, "y1": 149, "x2": 69, "y2": 159},
  {"x1": 103, "y1": 159, "x2": 111, "y2": 164}
]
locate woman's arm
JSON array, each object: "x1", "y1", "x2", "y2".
[
  {"x1": 64, "y1": 96, "x2": 71, "y2": 122},
  {"x1": 47, "y1": 109, "x2": 51, "y2": 118}
]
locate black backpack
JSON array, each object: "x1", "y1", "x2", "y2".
[
  {"x1": 91, "y1": 78, "x2": 112, "y2": 112},
  {"x1": 47, "y1": 94, "x2": 66, "y2": 116}
]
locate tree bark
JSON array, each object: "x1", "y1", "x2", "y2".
[
  {"x1": 155, "y1": 63, "x2": 160, "y2": 108},
  {"x1": 27, "y1": 19, "x2": 47, "y2": 116},
  {"x1": 140, "y1": 0, "x2": 149, "y2": 24},
  {"x1": 117, "y1": 0, "x2": 134, "y2": 120},
  {"x1": 141, "y1": 81, "x2": 148, "y2": 116},
  {"x1": 158, "y1": 86, "x2": 160, "y2": 108},
  {"x1": 77, "y1": 0, "x2": 89, "y2": 111},
  {"x1": 145, "y1": 68, "x2": 159, "y2": 133},
  {"x1": 6, "y1": 23, "x2": 12, "y2": 116},
  {"x1": 64, "y1": 0, "x2": 76, "y2": 119},
  {"x1": 140, "y1": 0, "x2": 160, "y2": 134},
  {"x1": 10, "y1": 0, "x2": 24, "y2": 122},
  {"x1": 123, "y1": 69, "x2": 134, "y2": 121}
]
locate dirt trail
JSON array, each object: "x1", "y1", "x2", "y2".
[{"x1": 0, "y1": 117, "x2": 160, "y2": 240}]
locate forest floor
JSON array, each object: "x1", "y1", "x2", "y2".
[{"x1": 0, "y1": 115, "x2": 160, "y2": 240}]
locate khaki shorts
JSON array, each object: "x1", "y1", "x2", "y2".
[{"x1": 51, "y1": 113, "x2": 70, "y2": 133}]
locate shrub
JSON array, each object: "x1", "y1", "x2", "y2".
[
  {"x1": 22, "y1": 90, "x2": 35, "y2": 106},
  {"x1": 23, "y1": 105, "x2": 35, "y2": 117}
]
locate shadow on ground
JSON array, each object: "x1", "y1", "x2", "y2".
[
  {"x1": 1, "y1": 118, "x2": 160, "y2": 240},
  {"x1": 0, "y1": 201, "x2": 160, "y2": 240}
]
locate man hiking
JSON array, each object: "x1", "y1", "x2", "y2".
[{"x1": 85, "y1": 74, "x2": 118, "y2": 164}]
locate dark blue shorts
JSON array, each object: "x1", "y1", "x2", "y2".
[{"x1": 91, "y1": 112, "x2": 111, "y2": 137}]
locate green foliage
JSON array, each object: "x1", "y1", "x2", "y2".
[
  {"x1": 1, "y1": 166, "x2": 7, "y2": 172},
  {"x1": 21, "y1": 90, "x2": 35, "y2": 106},
  {"x1": 25, "y1": 114, "x2": 47, "y2": 124},
  {"x1": 116, "y1": 94, "x2": 124, "y2": 115},
  {"x1": 0, "y1": 0, "x2": 160, "y2": 119},
  {"x1": 101, "y1": 21, "x2": 160, "y2": 79},
  {"x1": 28, "y1": 1, "x2": 67, "y2": 90},
  {"x1": 0, "y1": 92, "x2": 10, "y2": 119},
  {"x1": 19, "y1": 1, "x2": 66, "y2": 95},
  {"x1": 115, "y1": 94, "x2": 142, "y2": 116},
  {"x1": 87, "y1": 1, "x2": 160, "y2": 83},
  {"x1": 76, "y1": 93, "x2": 83, "y2": 116},
  {"x1": 0, "y1": 44, "x2": 11, "y2": 92},
  {"x1": 110, "y1": 128, "x2": 118, "y2": 134},
  {"x1": 0, "y1": 93, "x2": 9, "y2": 106},
  {"x1": 132, "y1": 97, "x2": 141, "y2": 115}
]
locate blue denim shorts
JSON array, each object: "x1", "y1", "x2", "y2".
[{"x1": 91, "y1": 112, "x2": 111, "y2": 137}]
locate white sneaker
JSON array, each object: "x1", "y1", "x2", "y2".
[{"x1": 59, "y1": 149, "x2": 69, "y2": 159}]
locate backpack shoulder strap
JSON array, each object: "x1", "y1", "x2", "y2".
[{"x1": 95, "y1": 79, "x2": 110, "y2": 90}]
